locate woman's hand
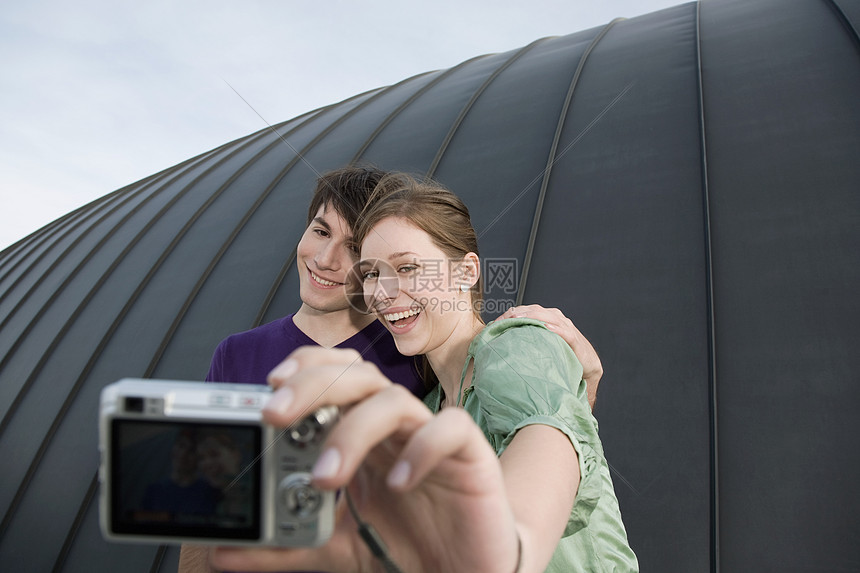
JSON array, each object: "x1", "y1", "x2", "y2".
[
  {"x1": 210, "y1": 346, "x2": 521, "y2": 573},
  {"x1": 497, "y1": 304, "x2": 603, "y2": 409}
]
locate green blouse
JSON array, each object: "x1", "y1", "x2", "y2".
[{"x1": 423, "y1": 318, "x2": 639, "y2": 572}]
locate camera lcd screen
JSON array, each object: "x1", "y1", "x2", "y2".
[{"x1": 110, "y1": 419, "x2": 262, "y2": 541}]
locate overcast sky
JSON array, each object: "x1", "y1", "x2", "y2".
[{"x1": 0, "y1": 0, "x2": 683, "y2": 251}]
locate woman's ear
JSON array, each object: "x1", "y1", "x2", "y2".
[{"x1": 458, "y1": 252, "x2": 480, "y2": 291}]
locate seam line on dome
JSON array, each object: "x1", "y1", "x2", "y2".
[
  {"x1": 516, "y1": 18, "x2": 624, "y2": 305},
  {"x1": 426, "y1": 37, "x2": 551, "y2": 178},
  {"x1": 695, "y1": 1, "x2": 720, "y2": 571}
]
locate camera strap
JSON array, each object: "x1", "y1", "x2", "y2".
[{"x1": 344, "y1": 488, "x2": 405, "y2": 573}]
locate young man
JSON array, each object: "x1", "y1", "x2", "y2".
[{"x1": 178, "y1": 165, "x2": 604, "y2": 572}]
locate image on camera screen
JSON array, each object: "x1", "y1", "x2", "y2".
[{"x1": 110, "y1": 419, "x2": 262, "y2": 540}]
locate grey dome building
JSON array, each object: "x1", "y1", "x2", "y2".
[{"x1": 1, "y1": 0, "x2": 858, "y2": 570}]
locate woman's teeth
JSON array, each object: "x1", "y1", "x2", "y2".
[{"x1": 384, "y1": 308, "x2": 421, "y2": 322}]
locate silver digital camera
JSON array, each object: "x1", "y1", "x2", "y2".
[{"x1": 99, "y1": 378, "x2": 338, "y2": 547}]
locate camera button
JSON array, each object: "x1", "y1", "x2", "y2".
[
  {"x1": 209, "y1": 393, "x2": 232, "y2": 407},
  {"x1": 278, "y1": 474, "x2": 323, "y2": 518},
  {"x1": 238, "y1": 394, "x2": 263, "y2": 408}
]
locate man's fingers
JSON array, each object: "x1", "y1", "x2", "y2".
[{"x1": 210, "y1": 546, "x2": 322, "y2": 572}]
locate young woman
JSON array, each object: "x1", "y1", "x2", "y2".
[{"x1": 211, "y1": 175, "x2": 637, "y2": 572}]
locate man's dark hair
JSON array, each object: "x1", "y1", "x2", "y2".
[{"x1": 306, "y1": 165, "x2": 390, "y2": 232}]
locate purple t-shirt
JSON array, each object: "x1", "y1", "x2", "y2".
[{"x1": 206, "y1": 314, "x2": 426, "y2": 398}]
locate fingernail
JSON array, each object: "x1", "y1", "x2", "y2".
[
  {"x1": 387, "y1": 460, "x2": 411, "y2": 489},
  {"x1": 264, "y1": 386, "x2": 294, "y2": 415},
  {"x1": 272, "y1": 358, "x2": 298, "y2": 380},
  {"x1": 313, "y1": 448, "x2": 341, "y2": 480}
]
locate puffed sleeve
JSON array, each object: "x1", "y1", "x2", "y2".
[{"x1": 470, "y1": 318, "x2": 606, "y2": 535}]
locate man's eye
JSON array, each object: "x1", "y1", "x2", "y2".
[{"x1": 314, "y1": 229, "x2": 330, "y2": 238}]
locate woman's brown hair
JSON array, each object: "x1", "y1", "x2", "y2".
[{"x1": 352, "y1": 173, "x2": 484, "y2": 317}]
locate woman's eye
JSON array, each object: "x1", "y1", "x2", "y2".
[
  {"x1": 314, "y1": 228, "x2": 330, "y2": 238},
  {"x1": 398, "y1": 265, "x2": 418, "y2": 274},
  {"x1": 363, "y1": 270, "x2": 379, "y2": 281}
]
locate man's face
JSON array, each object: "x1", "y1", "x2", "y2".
[
  {"x1": 171, "y1": 433, "x2": 197, "y2": 476},
  {"x1": 295, "y1": 205, "x2": 357, "y2": 313}
]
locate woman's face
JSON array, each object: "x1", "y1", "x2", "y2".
[
  {"x1": 359, "y1": 216, "x2": 474, "y2": 357},
  {"x1": 196, "y1": 435, "x2": 240, "y2": 487}
]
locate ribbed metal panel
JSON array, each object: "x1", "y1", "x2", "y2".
[{"x1": 1, "y1": 1, "x2": 858, "y2": 571}]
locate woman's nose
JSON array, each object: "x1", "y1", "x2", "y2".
[{"x1": 368, "y1": 273, "x2": 400, "y2": 308}]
